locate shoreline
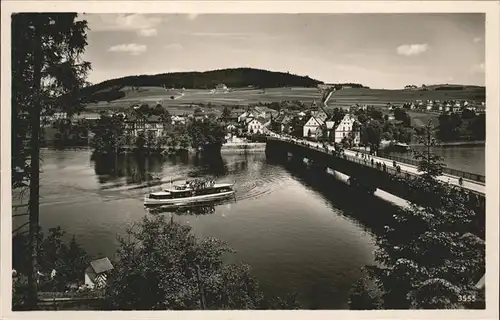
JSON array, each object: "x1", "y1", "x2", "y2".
[
  {"x1": 221, "y1": 142, "x2": 266, "y2": 151},
  {"x1": 409, "y1": 140, "x2": 485, "y2": 147}
]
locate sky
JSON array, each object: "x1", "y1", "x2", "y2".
[{"x1": 81, "y1": 13, "x2": 485, "y2": 89}]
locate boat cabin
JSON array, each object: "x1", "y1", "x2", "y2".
[{"x1": 148, "y1": 183, "x2": 233, "y2": 200}]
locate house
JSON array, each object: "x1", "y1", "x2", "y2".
[
  {"x1": 216, "y1": 83, "x2": 228, "y2": 91},
  {"x1": 310, "y1": 108, "x2": 328, "y2": 122},
  {"x1": 84, "y1": 257, "x2": 114, "y2": 289},
  {"x1": 40, "y1": 111, "x2": 69, "y2": 127},
  {"x1": 279, "y1": 115, "x2": 293, "y2": 133},
  {"x1": 171, "y1": 115, "x2": 186, "y2": 125},
  {"x1": 125, "y1": 114, "x2": 165, "y2": 138},
  {"x1": 246, "y1": 117, "x2": 269, "y2": 135},
  {"x1": 327, "y1": 114, "x2": 359, "y2": 143},
  {"x1": 238, "y1": 111, "x2": 257, "y2": 123},
  {"x1": 303, "y1": 115, "x2": 325, "y2": 138}
]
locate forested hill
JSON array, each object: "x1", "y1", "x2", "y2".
[{"x1": 83, "y1": 68, "x2": 323, "y2": 97}]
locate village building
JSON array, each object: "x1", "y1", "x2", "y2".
[
  {"x1": 246, "y1": 117, "x2": 270, "y2": 135},
  {"x1": 238, "y1": 106, "x2": 277, "y2": 123},
  {"x1": 303, "y1": 115, "x2": 325, "y2": 138},
  {"x1": 171, "y1": 115, "x2": 186, "y2": 125},
  {"x1": 325, "y1": 114, "x2": 359, "y2": 143},
  {"x1": 124, "y1": 114, "x2": 165, "y2": 138},
  {"x1": 84, "y1": 257, "x2": 114, "y2": 289}
]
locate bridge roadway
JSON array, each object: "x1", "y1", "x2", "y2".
[{"x1": 267, "y1": 133, "x2": 485, "y2": 196}]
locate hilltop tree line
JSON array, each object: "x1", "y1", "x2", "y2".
[{"x1": 81, "y1": 68, "x2": 323, "y2": 103}]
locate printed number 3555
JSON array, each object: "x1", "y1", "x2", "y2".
[{"x1": 458, "y1": 295, "x2": 476, "y2": 302}]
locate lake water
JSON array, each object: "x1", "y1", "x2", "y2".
[
  {"x1": 387, "y1": 145, "x2": 485, "y2": 176},
  {"x1": 13, "y1": 148, "x2": 405, "y2": 309},
  {"x1": 11, "y1": 143, "x2": 485, "y2": 309}
]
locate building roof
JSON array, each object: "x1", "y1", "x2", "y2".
[
  {"x1": 90, "y1": 257, "x2": 114, "y2": 274},
  {"x1": 126, "y1": 114, "x2": 161, "y2": 122},
  {"x1": 305, "y1": 115, "x2": 325, "y2": 127},
  {"x1": 256, "y1": 117, "x2": 269, "y2": 125}
]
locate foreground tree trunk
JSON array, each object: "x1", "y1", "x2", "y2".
[{"x1": 27, "y1": 19, "x2": 42, "y2": 309}]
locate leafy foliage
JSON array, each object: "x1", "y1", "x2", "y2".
[
  {"x1": 360, "y1": 120, "x2": 382, "y2": 154},
  {"x1": 350, "y1": 120, "x2": 484, "y2": 309},
  {"x1": 90, "y1": 114, "x2": 126, "y2": 154},
  {"x1": 104, "y1": 216, "x2": 301, "y2": 310},
  {"x1": 12, "y1": 227, "x2": 90, "y2": 304},
  {"x1": 412, "y1": 121, "x2": 445, "y2": 179},
  {"x1": 438, "y1": 112, "x2": 485, "y2": 142},
  {"x1": 187, "y1": 118, "x2": 227, "y2": 152},
  {"x1": 11, "y1": 13, "x2": 92, "y2": 308}
]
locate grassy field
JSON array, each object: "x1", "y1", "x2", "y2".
[
  {"x1": 85, "y1": 87, "x2": 323, "y2": 114},
  {"x1": 84, "y1": 86, "x2": 484, "y2": 118},
  {"x1": 326, "y1": 87, "x2": 485, "y2": 109}
]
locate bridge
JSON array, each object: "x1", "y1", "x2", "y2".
[{"x1": 265, "y1": 135, "x2": 485, "y2": 212}]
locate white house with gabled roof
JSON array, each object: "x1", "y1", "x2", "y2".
[{"x1": 303, "y1": 115, "x2": 324, "y2": 138}]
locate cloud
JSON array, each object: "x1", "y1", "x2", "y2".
[
  {"x1": 190, "y1": 32, "x2": 266, "y2": 40},
  {"x1": 187, "y1": 13, "x2": 199, "y2": 20},
  {"x1": 473, "y1": 37, "x2": 482, "y2": 44},
  {"x1": 396, "y1": 43, "x2": 429, "y2": 56},
  {"x1": 108, "y1": 43, "x2": 147, "y2": 56},
  {"x1": 472, "y1": 62, "x2": 484, "y2": 73},
  {"x1": 83, "y1": 13, "x2": 163, "y2": 32},
  {"x1": 164, "y1": 43, "x2": 183, "y2": 51},
  {"x1": 138, "y1": 28, "x2": 158, "y2": 37},
  {"x1": 471, "y1": 62, "x2": 485, "y2": 73}
]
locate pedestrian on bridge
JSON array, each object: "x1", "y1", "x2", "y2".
[{"x1": 459, "y1": 177, "x2": 464, "y2": 186}]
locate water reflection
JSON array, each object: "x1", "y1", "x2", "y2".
[
  {"x1": 146, "y1": 198, "x2": 237, "y2": 216},
  {"x1": 92, "y1": 153, "x2": 229, "y2": 186},
  {"x1": 280, "y1": 160, "x2": 400, "y2": 237}
]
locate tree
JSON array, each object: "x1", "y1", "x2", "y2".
[
  {"x1": 221, "y1": 106, "x2": 232, "y2": 120},
  {"x1": 12, "y1": 227, "x2": 90, "y2": 300},
  {"x1": 360, "y1": 120, "x2": 382, "y2": 154},
  {"x1": 104, "y1": 216, "x2": 301, "y2": 310},
  {"x1": 348, "y1": 274, "x2": 382, "y2": 309},
  {"x1": 91, "y1": 115, "x2": 126, "y2": 155},
  {"x1": 413, "y1": 121, "x2": 445, "y2": 180},
  {"x1": 12, "y1": 13, "x2": 91, "y2": 308},
  {"x1": 187, "y1": 118, "x2": 227, "y2": 154},
  {"x1": 393, "y1": 107, "x2": 411, "y2": 127},
  {"x1": 331, "y1": 108, "x2": 346, "y2": 127},
  {"x1": 468, "y1": 113, "x2": 485, "y2": 141},
  {"x1": 135, "y1": 131, "x2": 146, "y2": 151},
  {"x1": 398, "y1": 126, "x2": 414, "y2": 144},
  {"x1": 367, "y1": 106, "x2": 384, "y2": 121},
  {"x1": 352, "y1": 119, "x2": 484, "y2": 309}
]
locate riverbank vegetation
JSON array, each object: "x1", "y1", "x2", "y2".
[
  {"x1": 348, "y1": 122, "x2": 485, "y2": 309},
  {"x1": 437, "y1": 111, "x2": 485, "y2": 142},
  {"x1": 90, "y1": 106, "x2": 227, "y2": 157},
  {"x1": 13, "y1": 216, "x2": 302, "y2": 310}
]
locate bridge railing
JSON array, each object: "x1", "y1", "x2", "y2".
[
  {"x1": 276, "y1": 137, "x2": 415, "y2": 178},
  {"x1": 377, "y1": 152, "x2": 485, "y2": 184},
  {"x1": 270, "y1": 137, "x2": 483, "y2": 195}
]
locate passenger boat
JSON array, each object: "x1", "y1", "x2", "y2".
[{"x1": 144, "y1": 179, "x2": 235, "y2": 206}]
